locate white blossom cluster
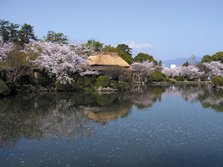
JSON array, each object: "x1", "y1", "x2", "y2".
[
  {"x1": 202, "y1": 61, "x2": 223, "y2": 77},
  {"x1": 131, "y1": 61, "x2": 156, "y2": 76},
  {"x1": 162, "y1": 65, "x2": 204, "y2": 79},
  {"x1": 0, "y1": 43, "x2": 15, "y2": 62},
  {"x1": 23, "y1": 41, "x2": 97, "y2": 84},
  {"x1": 162, "y1": 67, "x2": 180, "y2": 77}
]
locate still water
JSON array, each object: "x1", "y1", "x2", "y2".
[{"x1": 0, "y1": 86, "x2": 223, "y2": 167}]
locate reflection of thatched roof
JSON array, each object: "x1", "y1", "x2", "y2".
[
  {"x1": 89, "y1": 53, "x2": 130, "y2": 67},
  {"x1": 83, "y1": 106, "x2": 130, "y2": 123}
]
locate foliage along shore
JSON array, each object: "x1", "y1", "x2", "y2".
[{"x1": 0, "y1": 19, "x2": 223, "y2": 96}]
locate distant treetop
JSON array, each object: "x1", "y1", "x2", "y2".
[
  {"x1": 0, "y1": 19, "x2": 36, "y2": 46},
  {"x1": 44, "y1": 31, "x2": 68, "y2": 44},
  {"x1": 134, "y1": 52, "x2": 158, "y2": 65},
  {"x1": 85, "y1": 40, "x2": 103, "y2": 52},
  {"x1": 202, "y1": 51, "x2": 223, "y2": 63}
]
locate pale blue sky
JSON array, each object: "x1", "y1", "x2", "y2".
[{"x1": 1, "y1": 0, "x2": 223, "y2": 60}]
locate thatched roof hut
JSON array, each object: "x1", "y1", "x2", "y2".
[{"x1": 89, "y1": 53, "x2": 130, "y2": 68}]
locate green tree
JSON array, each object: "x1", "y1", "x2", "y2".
[
  {"x1": 44, "y1": 31, "x2": 68, "y2": 43},
  {"x1": 201, "y1": 55, "x2": 212, "y2": 63},
  {"x1": 212, "y1": 52, "x2": 223, "y2": 63},
  {"x1": 18, "y1": 24, "x2": 36, "y2": 46},
  {"x1": 134, "y1": 52, "x2": 157, "y2": 64},
  {"x1": 9, "y1": 23, "x2": 19, "y2": 43},
  {"x1": 118, "y1": 49, "x2": 133, "y2": 64},
  {"x1": 182, "y1": 61, "x2": 190, "y2": 67},
  {"x1": 86, "y1": 40, "x2": 103, "y2": 52},
  {"x1": 0, "y1": 20, "x2": 10, "y2": 43},
  {"x1": 0, "y1": 20, "x2": 20, "y2": 43},
  {"x1": 201, "y1": 52, "x2": 223, "y2": 63},
  {"x1": 117, "y1": 44, "x2": 132, "y2": 56},
  {"x1": 103, "y1": 45, "x2": 117, "y2": 53}
]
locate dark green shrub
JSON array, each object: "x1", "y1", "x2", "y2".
[
  {"x1": 73, "y1": 76, "x2": 95, "y2": 90},
  {"x1": 56, "y1": 76, "x2": 95, "y2": 92},
  {"x1": 109, "y1": 80, "x2": 118, "y2": 88},
  {"x1": 212, "y1": 77, "x2": 223, "y2": 86},
  {"x1": 150, "y1": 71, "x2": 166, "y2": 82},
  {"x1": 95, "y1": 76, "x2": 110, "y2": 87},
  {"x1": 175, "y1": 76, "x2": 186, "y2": 81},
  {"x1": 36, "y1": 77, "x2": 51, "y2": 87},
  {"x1": 56, "y1": 82, "x2": 74, "y2": 91},
  {"x1": 166, "y1": 77, "x2": 176, "y2": 83},
  {"x1": 83, "y1": 87, "x2": 94, "y2": 94},
  {"x1": 17, "y1": 74, "x2": 32, "y2": 85},
  {"x1": 0, "y1": 79, "x2": 10, "y2": 95},
  {"x1": 117, "y1": 81, "x2": 129, "y2": 91}
]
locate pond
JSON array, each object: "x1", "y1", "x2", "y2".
[{"x1": 0, "y1": 85, "x2": 223, "y2": 167}]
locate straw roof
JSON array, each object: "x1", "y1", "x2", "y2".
[{"x1": 89, "y1": 53, "x2": 130, "y2": 67}]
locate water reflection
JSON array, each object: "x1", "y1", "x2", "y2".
[
  {"x1": 132, "y1": 87, "x2": 164, "y2": 108},
  {"x1": 200, "y1": 90, "x2": 223, "y2": 112},
  {"x1": 0, "y1": 89, "x2": 164, "y2": 148},
  {"x1": 0, "y1": 85, "x2": 223, "y2": 150},
  {"x1": 165, "y1": 85, "x2": 223, "y2": 112},
  {"x1": 0, "y1": 95, "x2": 92, "y2": 149}
]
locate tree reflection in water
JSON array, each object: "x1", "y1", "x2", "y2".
[
  {"x1": 164, "y1": 85, "x2": 223, "y2": 112},
  {"x1": 0, "y1": 86, "x2": 223, "y2": 149},
  {"x1": 0, "y1": 94, "x2": 92, "y2": 148}
]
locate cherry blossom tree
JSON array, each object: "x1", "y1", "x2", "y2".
[
  {"x1": 0, "y1": 42, "x2": 15, "y2": 62},
  {"x1": 162, "y1": 67, "x2": 180, "y2": 77},
  {"x1": 162, "y1": 65, "x2": 204, "y2": 80},
  {"x1": 131, "y1": 61, "x2": 157, "y2": 76},
  {"x1": 0, "y1": 43, "x2": 30, "y2": 82},
  {"x1": 180, "y1": 65, "x2": 204, "y2": 79},
  {"x1": 202, "y1": 61, "x2": 223, "y2": 77},
  {"x1": 23, "y1": 41, "x2": 97, "y2": 84}
]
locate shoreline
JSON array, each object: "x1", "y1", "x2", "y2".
[{"x1": 1, "y1": 80, "x2": 221, "y2": 97}]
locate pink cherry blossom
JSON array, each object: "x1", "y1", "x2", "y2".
[
  {"x1": 131, "y1": 61, "x2": 157, "y2": 76},
  {"x1": 23, "y1": 41, "x2": 97, "y2": 84},
  {"x1": 162, "y1": 65, "x2": 204, "y2": 79},
  {"x1": 202, "y1": 61, "x2": 223, "y2": 77},
  {"x1": 0, "y1": 42, "x2": 15, "y2": 62}
]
